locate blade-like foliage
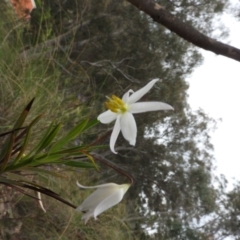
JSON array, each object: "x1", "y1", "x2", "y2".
[
  {"x1": 0, "y1": 98, "x2": 35, "y2": 171},
  {"x1": 0, "y1": 98, "x2": 102, "y2": 213},
  {"x1": 0, "y1": 177, "x2": 76, "y2": 208},
  {"x1": 49, "y1": 119, "x2": 89, "y2": 152},
  {"x1": 14, "y1": 114, "x2": 43, "y2": 163}
]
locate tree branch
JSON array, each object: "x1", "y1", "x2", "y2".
[{"x1": 126, "y1": 0, "x2": 240, "y2": 63}]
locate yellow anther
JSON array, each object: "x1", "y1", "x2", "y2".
[{"x1": 105, "y1": 95, "x2": 128, "y2": 113}]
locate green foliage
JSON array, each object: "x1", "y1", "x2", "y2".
[
  {"x1": 0, "y1": 97, "x2": 103, "y2": 211},
  {"x1": 0, "y1": 99, "x2": 98, "y2": 172}
]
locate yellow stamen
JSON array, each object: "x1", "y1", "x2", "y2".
[{"x1": 105, "y1": 95, "x2": 128, "y2": 113}]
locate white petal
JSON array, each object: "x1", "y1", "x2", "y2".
[
  {"x1": 97, "y1": 110, "x2": 117, "y2": 124},
  {"x1": 128, "y1": 79, "x2": 159, "y2": 104},
  {"x1": 122, "y1": 89, "x2": 134, "y2": 103},
  {"x1": 76, "y1": 182, "x2": 118, "y2": 189},
  {"x1": 129, "y1": 102, "x2": 174, "y2": 114},
  {"x1": 82, "y1": 210, "x2": 94, "y2": 224},
  {"x1": 93, "y1": 189, "x2": 125, "y2": 218},
  {"x1": 110, "y1": 116, "x2": 121, "y2": 154},
  {"x1": 77, "y1": 184, "x2": 130, "y2": 224},
  {"x1": 76, "y1": 186, "x2": 119, "y2": 212},
  {"x1": 120, "y1": 113, "x2": 137, "y2": 146}
]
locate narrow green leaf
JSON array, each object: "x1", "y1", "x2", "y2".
[
  {"x1": 53, "y1": 145, "x2": 108, "y2": 156},
  {"x1": 81, "y1": 118, "x2": 99, "y2": 132},
  {"x1": 3, "y1": 158, "x2": 33, "y2": 172},
  {"x1": 19, "y1": 184, "x2": 76, "y2": 208},
  {"x1": 0, "y1": 181, "x2": 40, "y2": 200},
  {"x1": 29, "y1": 154, "x2": 63, "y2": 166},
  {"x1": 0, "y1": 127, "x2": 25, "y2": 138},
  {"x1": 13, "y1": 98, "x2": 35, "y2": 129},
  {"x1": 26, "y1": 121, "x2": 54, "y2": 156},
  {"x1": 0, "y1": 134, "x2": 15, "y2": 172},
  {"x1": 36, "y1": 123, "x2": 62, "y2": 154},
  {"x1": 49, "y1": 119, "x2": 89, "y2": 152},
  {"x1": 49, "y1": 145, "x2": 86, "y2": 155},
  {"x1": 82, "y1": 145, "x2": 109, "y2": 151},
  {"x1": 0, "y1": 98, "x2": 35, "y2": 171},
  {"x1": 0, "y1": 178, "x2": 76, "y2": 208},
  {"x1": 14, "y1": 114, "x2": 43, "y2": 163},
  {"x1": 62, "y1": 160, "x2": 96, "y2": 168}
]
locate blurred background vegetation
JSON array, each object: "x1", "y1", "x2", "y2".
[{"x1": 1, "y1": 0, "x2": 240, "y2": 239}]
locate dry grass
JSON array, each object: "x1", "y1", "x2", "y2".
[{"x1": 0, "y1": 7, "x2": 135, "y2": 240}]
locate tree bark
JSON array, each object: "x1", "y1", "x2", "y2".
[{"x1": 126, "y1": 0, "x2": 240, "y2": 63}]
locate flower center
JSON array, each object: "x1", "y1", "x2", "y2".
[{"x1": 105, "y1": 95, "x2": 128, "y2": 113}]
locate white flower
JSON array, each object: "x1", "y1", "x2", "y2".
[
  {"x1": 76, "y1": 182, "x2": 130, "y2": 224},
  {"x1": 97, "y1": 79, "x2": 174, "y2": 153}
]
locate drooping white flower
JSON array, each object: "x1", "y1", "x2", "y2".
[
  {"x1": 76, "y1": 182, "x2": 130, "y2": 224},
  {"x1": 97, "y1": 79, "x2": 174, "y2": 153}
]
